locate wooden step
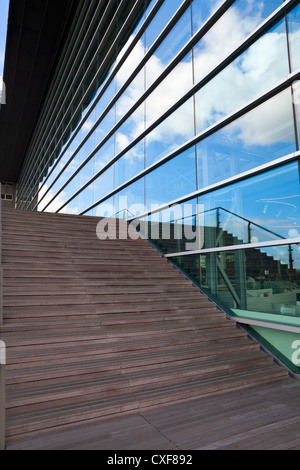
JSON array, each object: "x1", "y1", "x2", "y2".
[
  {"x1": 6, "y1": 352, "x2": 275, "y2": 410},
  {"x1": 5, "y1": 337, "x2": 260, "y2": 371},
  {"x1": 6, "y1": 367, "x2": 287, "y2": 439},
  {"x1": 1, "y1": 208, "x2": 289, "y2": 442}
]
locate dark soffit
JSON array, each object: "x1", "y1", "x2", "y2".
[{"x1": 0, "y1": 0, "x2": 77, "y2": 182}]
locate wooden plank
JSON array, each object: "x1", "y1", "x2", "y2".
[{"x1": 1, "y1": 208, "x2": 292, "y2": 446}]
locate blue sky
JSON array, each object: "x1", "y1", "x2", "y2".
[{"x1": 0, "y1": 0, "x2": 9, "y2": 78}]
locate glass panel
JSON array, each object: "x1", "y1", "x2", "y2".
[
  {"x1": 78, "y1": 183, "x2": 94, "y2": 214},
  {"x1": 78, "y1": 155, "x2": 94, "y2": 190},
  {"x1": 92, "y1": 165, "x2": 115, "y2": 207},
  {"x1": 172, "y1": 254, "x2": 201, "y2": 285},
  {"x1": 195, "y1": 19, "x2": 289, "y2": 134},
  {"x1": 145, "y1": 51, "x2": 193, "y2": 128},
  {"x1": 114, "y1": 177, "x2": 146, "y2": 218},
  {"x1": 197, "y1": 88, "x2": 296, "y2": 188},
  {"x1": 84, "y1": 208, "x2": 96, "y2": 217},
  {"x1": 94, "y1": 79, "x2": 116, "y2": 122},
  {"x1": 116, "y1": 70, "x2": 145, "y2": 122},
  {"x1": 138, "y1": 198, "x2": 200, "y2": 255},
  {"x1": 114, "y1": 140, "x2": 145, "y2": 188},
  {"x1": 193, "y1": 0, "x2": 283, "y2": 84},
  {"x1": 247, "y1": 325, "x2": 300, "y2": 374},
  {"x1": 113, "y1": 0, "x2": 152, "y2": 73},
  {"x1": 42, "y1": 132, "x2": 82, "y2": 192},
  {"x1": 199, "y1": 244, "x2": 300, "y2": 328},
  {"x1": 146, "y1": 146, "x2": 197, "y2": 207},
  {"x1": 94, "y1": 136, "x2": 115, "y2": 174},
  {"x1": 93, "y1": 108, "x2": 116, "y2": 150},
  {"x1": 139, "y1": 161, "x2": 300, "y2": 255},
  {"x1": 146, "y1": 6, "x2": 192, "y2": 88},
  {"x1": 198, "y1": 162, "x2": 300, "y2": 249},
  {"x1": 287, "y1": 3, "x2": 300, "y2": 72},
  {"x1": 145, "y1": 0, "x2": 183, "y2": 51},
  {"x1": 51, "y1": 173, "x2": 80, "y2": 212},
  {"x1": 113, "y1": 0, "x2": 156, "y2": 83},
  {"x1": 145, "y1": 97, "x2": 195, "y2": 167},
  {"x1": 115, "y1": 104, "x2": 145, "y2": 154},
  {"x1": 116, "y1": 38, "x2": 146, "y2": 91},
  {"x1": 293, "y1": 80, "x2": 300, "y2": 145},
  {"x1": 89, "y1": 196, "x2": 115, "y2": 218},
  {"x1": 191, "y1": 0, "x2": 222, "y2": 35}
]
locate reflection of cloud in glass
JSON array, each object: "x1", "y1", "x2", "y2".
[
  {"x1": 289, "y1": 229, "x2": 300, "y2": 238},
  {"x1": 220, "y1": 85, "x2": 291, "y2": 151},
  {"x1": 194, "y1": 0, "x2": 267, "y2": 81},
  {"x1": 38, "y1": 185, "x2": 78, "y2": 214},
  {"x1": 112, "y1": 2, "x2": 289, "y2": 163},
  {"x1": 82, "y1": 120, "x2": 94, "y2": 132},
  {"x1": 196, "y1": 23, "x2": 289, "y2": 135}
]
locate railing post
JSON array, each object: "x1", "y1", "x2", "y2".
[
  {"x1": 289, "y1": 244, "x2": 294, "y2": 271},
  {"x1": 248, "y1": 222, "x2": 251, "y2": 244},
  {"x1": 0, "y1": 340, "x2": 5, "y2": 450}
]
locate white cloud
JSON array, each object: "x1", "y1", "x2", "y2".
[
  {"x1": 38, "y1": 184, "x2": 78, "y2": 214},
  {"x1": 82, "y1": 120, "x2": 94, "y2": 132},
  {"x1": 288, "y1": 229, "x2": 300, "y2": 238},
  {"x1": 111, "y1": 1, "x2": 291, "y2": 161}
]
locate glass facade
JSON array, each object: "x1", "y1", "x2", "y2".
[{"x1": 15, "y1": 0, "x2": 300, "y2": 373}]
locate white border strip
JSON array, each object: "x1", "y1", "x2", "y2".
[{"x1": 164, "y1": 237, "x2": 300, "y2": 258}]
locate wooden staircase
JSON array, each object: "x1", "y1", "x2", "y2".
[{"x1": 0, "y1": 208, "x2": 288, "y2": 443}]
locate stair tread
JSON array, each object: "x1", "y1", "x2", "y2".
[
  {"x1": 6, "y1": 346, "x2": 268, "y2": 380},
  {"x1": 6, "y1": 368, "x2": 287, "y2": 430},
  {"x1": 1, "y1": 208, "x2": 289, "y2": 440}
]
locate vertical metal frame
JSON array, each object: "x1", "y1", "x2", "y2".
[{"x1": 0, "y1": 182, "x2": 5, "y2": 450}]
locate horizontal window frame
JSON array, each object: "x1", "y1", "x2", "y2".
[
  {"x1": 22, "y1": 0, "x2": 170, "y2": 208},
  {"x1": 18, "y1": 0, "x2": 106, "y2": 190},
  {"x1": 32, "y1": 0, "x2": 199, "y2": 211},
  {"x1": 163, "y1": 237, "x2": 300, "y2": 258},
  {"x1": 74, "y1": 70, "x2": 300, "y2": 217},
  {"x1": 19, "y1": 0, "x2": 145, "y2": 201},
  {"x1": 41, "y1": 0, "x2": 299, "y2": 214}
]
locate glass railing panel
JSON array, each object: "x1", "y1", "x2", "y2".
[
  {"x1": 163, "y1": 242, "x2": 300, "y2": 373},
  {"x1": 198, "y1": 244, "x2": 300, "y2": 326},
  {"x1": 133, "y1": 161, "x2": 300, "y2": 255},
  {"x1": 171, "y1": 254, "x2": 201, "y2": 286},
  {"x1": 245, "y1": 325, "x2": 300, "y2": 374},
  {"x1": 137, "y1": 198, "x2": 202, "y2": 255}
]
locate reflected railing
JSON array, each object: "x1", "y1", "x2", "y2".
[
  {"x1": 136, "y1": 205, "x2": 299, "y2": 323},
  {"x1": 132, "y1": 202, "x2": 300, "y2": 374},
  {"x1": 212, "y1": 206, "x2": 286, "y2": 243},
  {"x1": 112, "y1": 208, "x2": 135, "y2": 219},
  {"x1": 142, "y1": 205, "x2": 291, "y2": 254}
]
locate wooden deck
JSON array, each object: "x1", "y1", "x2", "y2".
[{"x1": 6, "y1": 375, "x2": 300, "y2": 450}]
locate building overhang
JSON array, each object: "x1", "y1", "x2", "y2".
[{"x1": 0, "y1": 0, "x2": 77, "y2": 183}]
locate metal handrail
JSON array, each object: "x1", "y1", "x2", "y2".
[
  {"x1": 112, "y1": 209, "x2": 135, "y2": 219},
  {"x1": 169, "y1": 206, "x2": 286, "y2": 242},
  {"x1": 214, "y1": 206, "x2": 285, "y2": 241}
]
